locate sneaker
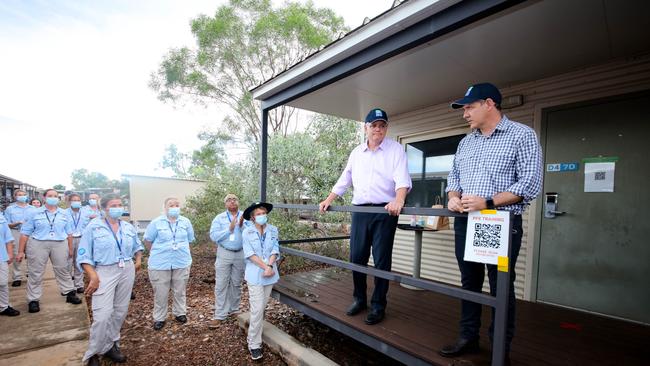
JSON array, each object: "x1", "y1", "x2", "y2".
[
  {"x1": 250, "y1": 348, "x2": 263, "y2": 360},
  {"x1": 0, "y1": 306, "x2": 20, "y2": 316},
  {"x1": 153, "y1": 321, "x2": 165, "y2": 330},
  {"x1": 28, "y1": 301, "x2": 40, "y2": 313},
  {"x1": 175, "y1": 315, "x2": 187, "y2": 323},
  {"x1": 66, "y1": 291, "x2": 82, "y2": 305},
  {"x1": 207, "y1": 319, "x2": 222, "y2": 329},
  {"x1": 104, "y1": 343, "x2": 127, "y2": 363}
]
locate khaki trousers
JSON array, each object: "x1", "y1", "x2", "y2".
[
  {"x1": 83, "y1": 261, "x2": 135, "y2": 362},
  {"x1": 247, "y1": 283, "x2": 273, "y2": 349},
  {"x1": 26, "y1": 238, "x2": 74, "y2": 301},
  {"x1": 148, "y1": 267, "x2": 190, "y2": 322}
]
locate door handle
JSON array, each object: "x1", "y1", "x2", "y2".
[{"x1": 544, "y1": 192, "x2": 566, "y2": 219}]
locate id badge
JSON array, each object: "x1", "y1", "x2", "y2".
[
  {"x1": 228, "y1": 234, "x2": 235, "y2": 241},
  {"x1": 118, "y1": 258, "x2": 125, "y2": 268},
  {"x1": 172, "y1": 242, "x2": 178, "y2": 250}
]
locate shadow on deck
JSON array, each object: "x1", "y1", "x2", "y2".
[{"x1": 272, "y1": 267, "x2": 650, "y2": 366}]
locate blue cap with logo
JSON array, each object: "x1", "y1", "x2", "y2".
[
  {"x1": 365, "y1": 108, "x2": 388, "y2": 123},
  {"x1": 451, "y1": 83, "x2": 502, "y2": 109}
]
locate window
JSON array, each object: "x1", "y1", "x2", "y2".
[{"x1": 405, "y1": 134, "x2": 465, "y2": 208}]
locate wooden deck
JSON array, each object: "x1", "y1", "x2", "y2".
[{"x1": 273, "y1": 268, "x2": 650, "y2": 366}]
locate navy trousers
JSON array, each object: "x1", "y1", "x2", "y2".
[
  {"x1": 454, "y1": 215, "x2": 523, "y2": 351},
  {"x1": 350, "y1": 209, "x2": 399, "y2": 311}
]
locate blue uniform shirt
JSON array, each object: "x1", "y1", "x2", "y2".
[
  {"x1": 81, "y1": 205, "x2": 104, "y2": 221},
  {"x1": 242, "y1": 224, "x2": 280, "y2": 286},
  {"x1": 65, "y1": 208, "x2": 87, "y2": 237},
  {"x1": 76, "y1": 218, "x2": 144, "y2": 269},
  {"x1": 209, "y1": 210, "x2": 245, "y2": 251},
  {"x1": 0, "y1": 216, "x2": 14, "y2": 262},
  {"x1": 21, "y1": 207, "x2": 72, "y2": 241},
  {"x1": 144, "y1": 215, "x2": 195, "y2": 270},
  {"x1": 3, "y1": 203, "x2": 34, "y2": 230}
]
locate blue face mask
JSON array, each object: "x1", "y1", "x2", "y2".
[
  {"x1": 254, "y1": 214, "x2": 268, "y2": 225},
  {"x1": 167, "y1": 207, "x2": 180, "y2": 218},
  {"x1": 108, "y1": 207, "x2": 124, "y2": 219},
  {"x1": 16, "y1": 196, "x2": 28, "y2": 203},
  {"x1": 71, "y1": 201, "x2": 82, "y2": 209},
  {"x1": 46, "y1": 197, "x2": 60, "y2": 206},
  {"x1": 88, "y1": 199, "x2": 97, "y2": 207}
]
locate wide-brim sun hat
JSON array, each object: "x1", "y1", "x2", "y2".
[{"x1": 243, "y1": 202, "x2": 273, "y2": 220}]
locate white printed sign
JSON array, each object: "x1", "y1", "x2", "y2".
[
  {"x1": 584, "y1": 162, "x2": 615, "y2": 192},
  {"x1": 464, "y1": 210, "x2": 510, "y2": 265}
]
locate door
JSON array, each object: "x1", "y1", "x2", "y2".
[{"x1": 537, "y1": 92, "x2": 650, "y2": 324}]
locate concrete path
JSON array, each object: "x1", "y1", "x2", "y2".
[{"x1": 0, "y1": 263, "x2": 89, "y2": 366}]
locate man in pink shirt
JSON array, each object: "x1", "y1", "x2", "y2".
[{"x1": 319, "y1": 108, "x2": 411, "y2": 325}]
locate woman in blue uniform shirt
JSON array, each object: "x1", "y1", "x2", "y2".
[
  {"x1": 65, "y1": 193, "x2": 87, "y2": 293},
  {"x1": 0, "y1": 215, "x2": 20, "y2": 316},
  {"x1": 77, "y1": 193, "x2": 143, "y2": 366},
  {"x1": 3, "y1": 189, "x2": 32, "y2": 287},
  {"x1": 144, "y1": 197, "x2": 195, "y2": 330},
  {"x1": 242, "y1": 202, "x2": 280, "y2": 361},
  {"x1": 16, "y1": 188, "x2": 82, "y2": 312}
]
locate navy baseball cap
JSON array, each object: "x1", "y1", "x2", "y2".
[
  {"x1": 365, "y1": 108, "x2": 388, "y2": 123},
  {"x1": 451, "y1": 83, "x2": 502, "y2": 109}
]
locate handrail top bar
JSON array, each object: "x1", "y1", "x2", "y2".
[{"x1": 273, "y1": 203, "x2": 468, "y2": 218}]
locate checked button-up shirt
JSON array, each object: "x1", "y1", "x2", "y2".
[{"x1": 446, "y1": 116, "x2": 543, "y2": 215}]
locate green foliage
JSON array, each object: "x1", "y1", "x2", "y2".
[
  {"x1": 182, "y1": 114, "x2": 361, "y2": 241},
  {"x1": 53, "y1": 184, "x2": 66, "y2": 190},
  {"x1": 150, "y1": 0, "x2": 348, "y2": 143},
  {"x1": 70, "y1": 169, "x2": 129, "y2": 196}
]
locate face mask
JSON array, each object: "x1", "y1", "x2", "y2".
[
  {"x1": 46, "y1": 197, "x2": 59, "y2": 206},
  {"x1": 254, "y1": 214, "x2": 268, "y2": 225},
  {"x1": 71, "y1": 201, "x2": 82, "y2": 209},
  {"x1": 167, "y1": 207, "x2": 180, "y2": 218},
  {"x1": 16, "y1": 196, "x2": 28, "y2": 203},
  {"x1": 108, "y1": 207, "x2": 124, "y2": 219},
  {"x1": 88, "y1": 199, "x2": 98, "y2": 207}
]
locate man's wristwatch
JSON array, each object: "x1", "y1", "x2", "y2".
[{"x1": 485, "y1": 197, "x2": 495, "y2": 210}]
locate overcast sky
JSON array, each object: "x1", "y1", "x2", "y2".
[{"x1": 0, "y1": 0, "x2": 393, "y2": 189}]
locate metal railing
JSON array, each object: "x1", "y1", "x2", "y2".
[{"x1": 274, "y1": 203, "x2": 513, "y2": 366}]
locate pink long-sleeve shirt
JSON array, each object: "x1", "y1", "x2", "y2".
[{"x1": 332, "y1": 138, "x2": 412, "y2": 205}]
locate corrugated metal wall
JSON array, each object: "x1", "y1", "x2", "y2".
[{"x1": 385, "y1": 54, "x2": 650, "y2": 300}]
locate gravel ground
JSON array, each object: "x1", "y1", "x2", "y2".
[{"x1": 85, "y1": 242, "x2": 401, "y2": 365}]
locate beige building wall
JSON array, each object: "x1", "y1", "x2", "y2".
[
  {"x1": 126, "y1": 175, "x2": 207, "y2": 224},
  {"x1": 386, "y1": 53, "x2": 650, "y2": 301}
]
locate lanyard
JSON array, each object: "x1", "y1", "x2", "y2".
[
  {"x1": 226, "y1": 211, "x2": 239, "y2": 222},
  {"x1": 167, "y1": 220, "x2": 179, "y2": 243},
  {"x1": 44, "y1": 211, "x2": 58, "y2": 232},
  {"x1": 71, "y1": 210, "x2": 81, "y2": 230},
  {"x1": 256, "y1": 229, "x2": 267, "y2": 251},
  {"x1": 105, "y1": 219, "x2": 123, "y2": 256}
]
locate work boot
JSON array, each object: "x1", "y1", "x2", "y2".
[
  {"x1": 87, "y1": 355, "x2": 100, "y2": 366},
  {"x1": 0, "y1": 306, "x2": 20, "y2": 316},
  {"x1": 66, "y1": 291, "x2": 82, "y2": 304},
  {"x1": 104, "y1": 343, "x2": 127, "y2": 363},
  {"x1": 28, "y1": 301, "x2": 40, "y2": 313}
]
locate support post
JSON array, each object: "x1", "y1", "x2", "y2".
[
  {"x1": 260, "y1": 108, "x2": 269, "y2": 202},
  {"x1": 491, "y1": 211, "x2": 514, "y2": 366}
]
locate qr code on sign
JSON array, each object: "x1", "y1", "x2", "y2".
[
  {"x1": 473, "y1": 223, "x2": 502, "y2": 249},
  {"x1": 595, "y1": 171, "x2": 606, "y2": 180}
]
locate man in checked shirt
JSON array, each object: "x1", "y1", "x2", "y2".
[{"x1": 440, "y1": 83, "x2": 543, "y2": 360}]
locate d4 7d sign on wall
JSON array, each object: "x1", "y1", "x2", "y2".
[{"x1": 464, "y1": 210, "x2": 510, "y2": 266}]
